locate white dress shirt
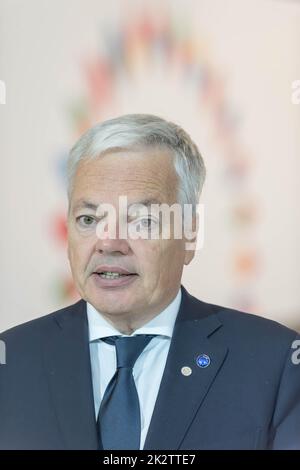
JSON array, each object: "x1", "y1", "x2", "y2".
[{"x1": 87, "y1": 287, "x2": 182, "y2": 450}]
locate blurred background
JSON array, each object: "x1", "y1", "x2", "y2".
[{"x1": 0, "y1": 0, "x2": 300, "y2": 332}]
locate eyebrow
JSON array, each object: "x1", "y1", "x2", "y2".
[
  {"x1": 71, "y1": 197, "x2": 163, "y2": 213},
  {"x1": 72, "y1": 200, "x2": 98, "y2": 213},
  {"x1": 128, "y1": 198, "x2": 162, "y2": 207}
]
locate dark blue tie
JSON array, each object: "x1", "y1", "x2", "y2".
[{"x1": 97, "y1": 334, "x2": 156, "y2": 450}]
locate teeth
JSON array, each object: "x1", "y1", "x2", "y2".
[{"x1": 99, "y1": 271, "x2": 128, "y2": 279}]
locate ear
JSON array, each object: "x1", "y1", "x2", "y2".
[{"x1": 184, "y1": 248, "x2": 195, "y2": 265}]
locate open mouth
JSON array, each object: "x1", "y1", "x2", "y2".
[
  {"x1": 95, "y1": 271, "x2": 138, "y2": 280},
  {"x1": 91, "y1": 269, "x2": 139, "y2": 287}
]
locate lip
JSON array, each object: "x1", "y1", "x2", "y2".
[
  {"x1": 92, "y1": 265, "x2": 136, "y2": 275},
  {"x1": 91, "y1": 272, "x2": 138, "y2": 288}
]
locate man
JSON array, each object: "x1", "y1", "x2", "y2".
[{"x1": 0, "y1": 114, "x2": 299, "y2": 450}]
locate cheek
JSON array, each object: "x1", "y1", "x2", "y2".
[
  {"x1": 162, "y1": 239, "x2": 185, "y2": 268},
  {"x1": 68, "y1": 233, "x2": 93, "y2": 270},
  {"x1": 134, "y1": 239, "x2": 180, "y2": 275},
  {"x1": 131, "y1": 240, "x2": 162, "y2": 275}
]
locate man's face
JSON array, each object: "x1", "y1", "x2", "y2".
[{"x1": 67, "y1": 148, "x2": 196, "y2": 323}]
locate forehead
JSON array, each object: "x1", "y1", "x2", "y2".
[{"x1": 70, "y1": 148, "x2": 178, "y2": 203}]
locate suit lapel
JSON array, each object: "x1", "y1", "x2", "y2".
[
  {"x1": 42, "y1": 288, "x2": 227, "y2": 450},
  {"x1": 144, "y1": 287, "x2": 228, "y2": 450},
  {"x1": 43, "y1": 300, "x2": 99, "y2": 450}
]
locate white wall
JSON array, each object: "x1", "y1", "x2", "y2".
[{"x1": 1, "y1": 0, "x2": 300, "y2": 331}]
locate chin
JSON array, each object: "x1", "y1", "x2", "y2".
[
  {"x1": 92, "y1": 301, "x2": 134, "y2": 317},
  {"x1": 83, "y1": 277, "x2": 143, "y2": 313},
  {"x1": 87, "y1": 290, "x2": 136, "y2": 311}
]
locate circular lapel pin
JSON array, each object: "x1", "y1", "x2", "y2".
[
  {"x1": 196, "y1": 354, "x2": 211, "y2": 368},
  {"x1": 181, "y1": 366, "x2": 192, "y2": 376}
]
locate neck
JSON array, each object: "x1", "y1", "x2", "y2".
[
  {"x1": 99, "y1": 310, "x2": 160, "y2": 335},
  {"x1": 94, "y1": 289, "x2": 180, "y2": 335}
]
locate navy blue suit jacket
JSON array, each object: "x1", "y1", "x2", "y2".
[{"x1": 0, "y1": 286, "x2": 299, "y2": 449}]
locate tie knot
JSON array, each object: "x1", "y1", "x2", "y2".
[{"x1": 101, "y1": 334, "x2": 156, "y2": 369}]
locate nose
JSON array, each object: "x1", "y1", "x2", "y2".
[{"x1": 94, "y1": 219, "x2": 130, "y2": 255}]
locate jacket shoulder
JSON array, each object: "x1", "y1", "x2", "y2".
[
  {"x1": 185, "y1": 288, "x2": 298, "y2": 346},
  {"x1": 183, "y1": 288, "x2": 297, "y2": 337},
  {"x1": 200, "y1": 296, "x2": 298, "y2": 350},
  {"x1": 0, "y1": 299, "x2": 85, "y2": 344}
]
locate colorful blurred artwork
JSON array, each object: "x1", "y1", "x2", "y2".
[{"x1": 49, "y1": 5, "x2": 260, "y2": 313}]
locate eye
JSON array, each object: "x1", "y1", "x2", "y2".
[
  {"x1": 137, "y1": 217, "x2": 157, "y2": 229},
  {"x1": 76, "y1": 215, "x2": 96, "y2": 227}
]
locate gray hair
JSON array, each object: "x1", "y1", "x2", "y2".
[{"x1": 67, "y1": 114, "x2": 206, "y2": 211}]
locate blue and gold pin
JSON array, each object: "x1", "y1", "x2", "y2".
[{"x1": 196, "y1": 354, "x2": 211, "y2": 368}]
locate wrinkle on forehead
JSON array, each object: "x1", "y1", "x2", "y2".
[{"x1": 71, "y1": 149, "x2": 179, "y2": 203}]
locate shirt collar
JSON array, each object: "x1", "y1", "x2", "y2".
[{"x1": 87, "y1": 287, "x2": 182, "y2": 342}]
